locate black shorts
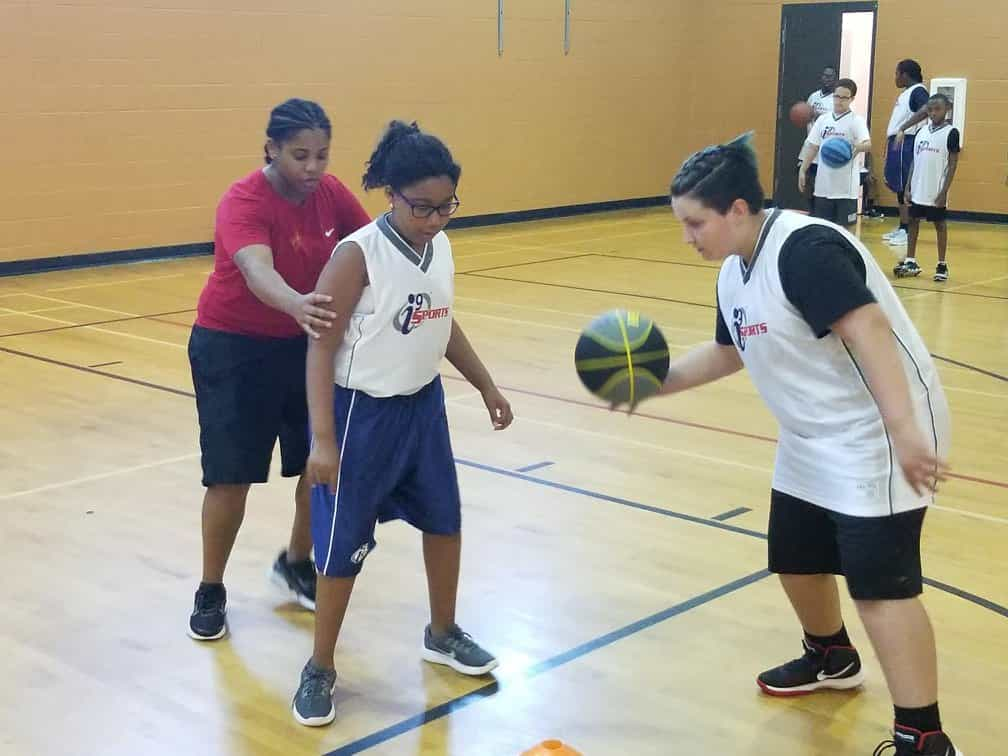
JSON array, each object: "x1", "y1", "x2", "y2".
[
  {"x1": 812, "y1": 197, "x2": 858, "y2": 227},
  {"x1": 188, "y1": 325, "x2": 310, "y2": 486},
  {"x1": 767, "y1": 490, "x2": 926, "y2": 600},
  {"x1": 909, "y1": 203, "x2": 948, "y2": 223}
]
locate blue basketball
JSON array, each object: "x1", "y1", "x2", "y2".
[{"x1": 820, "y1": 137, "x2": 854, "y2": 168}]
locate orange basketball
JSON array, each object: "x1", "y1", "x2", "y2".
[{"x1": 789, "y1": 101, "x2": 814, "y2": 128}]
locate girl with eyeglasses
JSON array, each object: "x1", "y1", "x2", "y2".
[{"x1": 291, "y1": 120, "x2": 514, "y2": 726}]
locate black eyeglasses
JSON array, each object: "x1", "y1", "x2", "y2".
[{"x1": 396, "y1": 192, "x2": 461, "y2": 219}]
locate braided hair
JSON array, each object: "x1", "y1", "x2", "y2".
[
  {"x1": 362, "y1": 120, "x2": 461, "y2": 192},
  {"x1": 669, "y1": 132, "x2": 764, "y2": 214},
  {"x1": 263, "y1": 98, "x2": 331, "y2": 164}
]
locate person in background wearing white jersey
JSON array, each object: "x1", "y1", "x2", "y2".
[
  {"x1": 799, "y1": 66, "x2": 838, "y2": 209},
  {"x1": 800, "y1": 78, "x2": 871, "y2": 227},
  {"x1": 895, "y1": 94, "x2": 961, "y2": 281},
  {"x1": 883, "y1": 59, "x2": 930, "y2": 246},
  {"x1": 292, "y1": 121, "x2": 514, "y2": 726},
  {"x1": 624, "y1": 133, "x2": 961, "y2": 756}
]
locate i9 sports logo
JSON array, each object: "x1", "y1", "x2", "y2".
[{"x1": 393, "y1": 292, "x2": 450, "y2": 335}]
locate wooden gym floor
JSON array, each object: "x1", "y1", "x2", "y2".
[{"x1": 0, "y1": 208, "x2": 1005, "y2": 755}]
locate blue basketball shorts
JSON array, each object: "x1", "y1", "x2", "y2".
[
  {"x1": 884, "y1": 133, "x2": 916, "y2": 196},
  {"x1": 311, "y1": 376, "x2": 462, "y2": 577}
]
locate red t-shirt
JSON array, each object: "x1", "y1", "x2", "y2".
[{"x1": 195, "y1": 170, "x2": 371, "y2": 338}]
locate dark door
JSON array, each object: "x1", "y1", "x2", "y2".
[{"x1": 773, "y1": 2, "x2": 877, "y2": 210}]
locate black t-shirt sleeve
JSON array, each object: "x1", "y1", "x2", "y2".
[
  {"x1": 909, "y1": 86, "x2": 930, "y2": 112},
  {"x1": 948, "y1": 127, "x2": 961, "y2": 153},
  {"x1": 715, "y1": 287, "x2": 734, "y2": 346},
  {"x1": 778, "y1": 226, "x2": 877, "y2": 337}
]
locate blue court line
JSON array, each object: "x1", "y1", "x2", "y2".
[
  {"x1": 319, "y1": 456, "x2": 1007, "y2": 755},
  {"x1": 514, "y1": 460, "x2": 555, "y2": 473},
  {"x1": 712, "y1": 506, "x2": 752, "y2": 521},
  {"x1": 322, "y1": 569, "x2": 771, "y2": 756}
]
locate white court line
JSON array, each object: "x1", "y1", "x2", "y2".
[
  {"x1": 446, "y1": 399, "x2": 772, "y2": 475},
  {"x1": 900, "y1": 273, "x2": 1008, "y2": 303},
  {"x1": 447, "y1": 397, "x2": 1008, "y2": 526},
  {"x1": 931, "y1": 504, "x2": 1008, "y2": 526},
  {"x1": 0, "y1": 305, "x2": 82, "y2": 318},
  {"x1": 46, "y1": 272, "x2": 191, "y2": 292},
  {"x1": 455, "y1": 213, "x2": 670, "y2": 243},
  {"x1": 0, "y1": 453, "x2": 200, "y2": 501},
  {"x1": 11, "y1": 292, "x2": 143, "y2": 317},
  {"x1": 463, "y1": 225, "x2": 674, "y2": 251},
  {"x1": 0, "y1": 308, "x2": 187, "y2": 348},
  {"x1": 454, "y1": 295, "x2": 712, "y2": 336},
  {"x1": 942, "y1": 384, "x2": 1008, "y2": 400},
  {"x1": 454, "y1": 308, "x2": 693, "y2": 349}
]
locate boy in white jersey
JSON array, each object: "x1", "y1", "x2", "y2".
[
  {"x1": 895, "y1": 94, "x2": 961, "y2": 282},
  {"x1": 798, "y1": 66, "x2": 838, "y2": 209},
  {"x1": 291, "y1": 121, "x2": 514, "y2": 726},
  {"x1": 884, "y1": 59, "x2": 931, "y2": 246},
  {"x1": 624, "y1": 134, "x2": 960, "y2": 756},
  {"x1": 799, "y1": 78, "x2": 871, "y2": 227}
]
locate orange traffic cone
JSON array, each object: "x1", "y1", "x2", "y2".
[{"x1": 520, "y1": 740, "x2": 583, "y2": 756}]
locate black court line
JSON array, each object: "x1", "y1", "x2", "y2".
[
  {"x1": 0, "y1": 308, "x2": 196, "y2": 339},
  {"x1": 455, "y1": 457, "x2": 1008, "y2": 619},
  {"x1": 931, "y1": 353, "x2": 1008, "y2": 383},
  {"x1": 591, "y1": 252, "x2": 720, "y2": 271},
  {"x1": 322, "y1": 569, "x2": 771, "y2": 756},
  {"x1": 457, "y1": 273, "x2": 716, "y2": 310},
  {"x1": 922, "y1": 578, "x2": 1008, "y2": 619},
  {"x1": 457, "y1": 253, "x2": 595, "y2": 275},
  {"x1": 88, "y1": 361, "x2": 122, "y2": 368},
  {"x1": 456, "y1": 458, "x2": 769, "y2": 539},
  {"x1": 0, "y1": 346, "x2": 194, "y2": 398},
  {"x1": 712, "y1": 507, "x2": 752, "y2": 521},
  {"x1": 515, "y1": 461, "x2": 555, "y2": 473}
]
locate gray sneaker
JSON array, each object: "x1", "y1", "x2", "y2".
[
  {"x1": 292, "y1": 660, "x2": 337, "y2": 727},
  {"x1": 422, "y1": 624, "x2": 498, "y2": 676}
]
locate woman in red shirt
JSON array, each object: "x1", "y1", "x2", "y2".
[{"x1": 187, "y1": 99, "x2": 370, "y2": 641}]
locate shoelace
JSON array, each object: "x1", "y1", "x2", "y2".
[
  {"x1": 301, "y1": 667, "x2": 334, "y2": 700},
  {"x1": 439, "y1": 627, "x2": 479, "y2": 655},
  {"x1": 194, "y1": 591, "x2": 224, "y2": 616}
]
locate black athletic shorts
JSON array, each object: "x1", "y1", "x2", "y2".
[
  {"x1": 767, "y1": 490, "x2": 926, "y2": 601},
  {"x1": 188, "y1": 325, "x2": 310, "y2": 486},
  {"x1": 812, "y1": 197, "x2": 858, "y2": 227},
  {"x1": 909, "y1": 203, "x2": 948, "y2": 223}
]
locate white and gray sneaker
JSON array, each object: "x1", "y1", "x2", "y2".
[
  {"x1": 292, "y1": 660, "x2": 337, "y2": 727},
  {"x1": 885, "y1": 229, "x2": 909, "y2": 245},
  {"x1": 422, "y1": 624, "x2": 499, "y2": 676}
]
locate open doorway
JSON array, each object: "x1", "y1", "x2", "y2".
[
  {"x1": 773, "y1": 2, "x2": 878, "y2": 211},
  {"x1": 841, "y1": 11, "x2": 877, "y2": 213}
]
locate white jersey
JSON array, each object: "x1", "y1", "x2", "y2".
[
  {"x1": 909, "y1": 122, "x2": 960, "y2": 206},
  {"x1": 716, "y1": 210, "x2": 949, "y2": 517},
  {"x1": 887, "y1": 82, "x2": 929, "y2": 136},
  {"x1": 804, "y1": 89, "x2": 835, "y2": 165},
  {"x1": 807, "y1": 110, "x2": 871, "y2": 199},
  {"x1": 333, "y1": 214, "x2": 454, "y2": 397}
]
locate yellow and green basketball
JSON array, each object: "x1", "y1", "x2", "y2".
[{"x1": 574, "y1": 309, "x2": 670, "y2": 405}]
